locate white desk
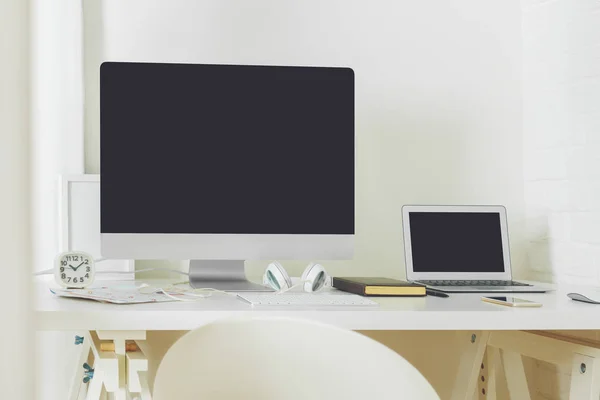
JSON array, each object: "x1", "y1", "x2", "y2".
[
  {"x1": 34, "y1": 277, "x2": 600, "y2": 400},
  {"x1": 35, "y1": 278, "x2": 600, "y2": 331}
]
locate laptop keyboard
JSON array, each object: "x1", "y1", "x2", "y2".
[{"x1": 418, "y1": 280, "x2": 531, "y2": 287}]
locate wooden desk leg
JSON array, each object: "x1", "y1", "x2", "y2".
[
  {"x1": 86, "y1": 332, "x2": 118, "y2": 400},
  {"x1": 501, "y1": 350, "x2": 531, "y2": 400},
  {"x1": 450, "y1": 331, "x2": 490, "y2": 400},
  {"x1": 86, "y1": 369, "x2": 103, "y2": 400},
  {"x1": 137, "y1": 371, "x2": 152, "y2": 400},
  {"x1": 569, "y1": 354, "x2": 600, "y2": 399},
  {"x1": 68, "y1": 332, "x2": 91, "y2": 400},
  {"x1": 127, "y1": 348, "x2": 149, "y2": 394},
  {"x1": 478, "y1": 347, "x2": 500, "y2": 400},
  {"x1": 488, "y1": 331, "x2": 600, "y2": 399},
  {"x1": 96, "y1": 331, "x2": 147, "y2": 399}
]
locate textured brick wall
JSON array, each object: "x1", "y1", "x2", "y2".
[{"x1": 523, "y1": 0, "x2": 600, "y2": 285}]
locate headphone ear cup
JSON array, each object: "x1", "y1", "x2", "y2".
[
  {"x1": 302, "y1": 263, "x2": 328, "y2": 292},
  {"x1": 300, "y1": 262, "x2": 314, "y2": 282},
  {"x1": 263, "y1": 261, "x2": 292, "y2": 291}
]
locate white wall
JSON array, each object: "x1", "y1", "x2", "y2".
[
  {"x1": 523, "y1": 0, "x2": 600, "y2": 286},
  {"x1": 31, "y1": 0, "x2": 85, "y2": 273},
  {"x1": 31, "y1": 3, "x2": 88, "y2": 398},
  {"x1": 521, "y1": 1, "x2": 600, "y2": 395},
  {"x1": 0, "y1": 0, "x2": 33, "y2": 398},
  {"x1": 84, "y1": 0, "x2": 525, "y2": 280}
]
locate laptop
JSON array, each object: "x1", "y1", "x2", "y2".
[{"x1": 402, "y1": 205, "x2": 547, "y2": 293}]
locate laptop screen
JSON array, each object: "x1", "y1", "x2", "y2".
[{"x1": 409, "y1": 212, "x2": 505, "y2": 273}]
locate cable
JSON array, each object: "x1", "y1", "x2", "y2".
[
  {"x1": 276, "y1": 282, "x2": 305, "y2": 294},
  {"x1": 135, "y1": 268, "x2": 189, "y2": 276},
  {"x1": 274, "y1": 276, "x2": 333, "y2": 294},
  {"x1": 33, "y1": 269, "x2": 56, "y2": 276},
  {"x1": 34, "y1": 266, "x2": 190, "y2": 276},
  {"x1": 138, "y1": 283, "x2": 236, "y2": 302},
  {"x1": 34, "y1": 257, "x2": 109, "y2": 276},
  {"x1": 156, "y1": 288, "x2": 210, "y2": 302},
  {"x1": 40, "y1": 256, "x2": 242, "y2": 303}
]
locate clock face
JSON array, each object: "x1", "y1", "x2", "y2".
[{"x1": 55, "y1": 252, "x2": 95, "y2": 288}]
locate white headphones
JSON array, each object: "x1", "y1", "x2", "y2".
[{"x1": 263, "y1": 261, "x2": 329, "y2": 293}]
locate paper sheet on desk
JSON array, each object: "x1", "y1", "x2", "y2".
[{"x1": 50, "y1": 287, "x2": 179, "y2": 304}]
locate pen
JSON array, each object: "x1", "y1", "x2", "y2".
[{"x1": 426, "y1": 289, "x2": 449, "y2": 298}]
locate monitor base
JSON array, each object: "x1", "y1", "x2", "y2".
[{"x1": 188, "y1": 260, "x2": 273, "y2": 292}]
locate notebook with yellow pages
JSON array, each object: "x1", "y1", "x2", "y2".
[{"x1": 332, "y1": 277, "x2": 426, "y2": 296}]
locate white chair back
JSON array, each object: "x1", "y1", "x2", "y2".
[{"x1": 153, "y1": 317, "x2": 439, "y2": 399}]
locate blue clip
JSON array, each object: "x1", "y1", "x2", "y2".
[
  {"x1": 74, "y1": 335, "x2": 84, "y2": 345},
  {"x1": 83, "y1": 363, "x2": 94, "y2": 383}
]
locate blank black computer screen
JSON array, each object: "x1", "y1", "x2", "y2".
[
  {"x1": 409, "y1": 212, "x2": 505, "y2": 273},
  {"x1": 100, "y1": 62, "x2": 354, "y2": 234}
]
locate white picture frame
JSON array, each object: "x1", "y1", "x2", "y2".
[{"x1": 58, "y1": 174, "x2": 135, "y2": 280}]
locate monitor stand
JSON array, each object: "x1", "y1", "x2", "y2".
[{"x1": 188, "y1": 260, "x2": 273, "y2": 291}]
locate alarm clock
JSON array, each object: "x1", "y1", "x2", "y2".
[{"x1": 55, "y1": 251, "x2": 95, "y2": 288}]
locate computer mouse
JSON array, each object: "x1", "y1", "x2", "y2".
[{"x1": 567, "y1": 293, "x2": 600, "y2": 304}]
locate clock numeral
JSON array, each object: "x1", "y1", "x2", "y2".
[
  {"x1": 86, "y1": 267, "x2": 91, "y2": 272},
  {"x1": 61, "y1": 261, "x2": 67, "y2": 266},
  {"x1": 60, "y1": 267, "x2": 64, "y2": 272},
  {"x1": 84, "y1": 259, "x2": 89, "y2": 265},
  {"x1": 73, "y1": 278, "x2": 78, "y2": 284},
  {"x1": 61, "y1": 273, "x2": 66, "y2": 279},
  {"x1": 73, "y1": 256, "x2": 79, "y2": 262},
  {"x1": 85, "y1": 273, "x2": 90, "y2": 278},
  {"x1": 67, "y1": 277, "x2": 71, "y2": 283}
]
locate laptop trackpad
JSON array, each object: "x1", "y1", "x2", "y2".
[{"x1": 472, "y1": 286, "x2": 514, "y2": 291}]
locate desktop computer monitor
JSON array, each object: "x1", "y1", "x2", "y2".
[{"x1": 100, "y1": 62, "x2": 354, "y2": 290}]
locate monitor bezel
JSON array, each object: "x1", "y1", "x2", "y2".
[
  {"x1": 99, "y1": 62, "x2": 355, "y2": 261},
  {"x1": 101, "y1": 233, "x2": 354, "y2": 260}
]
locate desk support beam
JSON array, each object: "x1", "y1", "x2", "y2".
[
  {"x1": 500, "y1": 350, "x2": 531, "y2": 400},
  {"x1": 450, "y1": 331, "x2": 490, "y2": 400},
  {"x1": 78, "y1": 331, "x2": 150, "y2": 400}
]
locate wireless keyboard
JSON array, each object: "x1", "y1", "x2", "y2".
[{"x1": 236, "y1": 292, "x2": 378, "y2": 306}]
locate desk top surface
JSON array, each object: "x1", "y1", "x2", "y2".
[{"x1": 34, "y1": 277, "x2": 600, "y2": 331}]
